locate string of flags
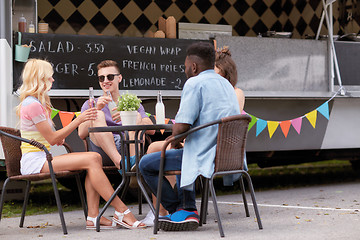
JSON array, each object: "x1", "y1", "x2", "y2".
[
  {"x1": 51, "y1": 88, "x2": 341, "y2": 138},
  {"x1": 244, "y1": 88, "x2": 341, "y2": 139},
  {"x1": 244, "y1": 100, "x2": 329, "y2": 139},
  {"x1": 50, "y1": 109, "x2": 176, "y2": 134}
]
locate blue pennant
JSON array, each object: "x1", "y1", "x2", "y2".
[
  {"x1": 317, "y1": 102, "x2": 329, "y2": 120},
  {"x1": 256, "y1": 119, "x2": 267, "y2": 137}
]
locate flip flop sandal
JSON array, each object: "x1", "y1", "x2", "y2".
[
  {"x1": 113, "y1": 209, "x2": 147, "y2": 229},
  {"x1": 86, "y1": 216, "x2": 117, "y2": 230}
]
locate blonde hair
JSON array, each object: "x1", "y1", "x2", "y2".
[{"x1": 16, "y1": 59, "x2": 54, "y2": 118}]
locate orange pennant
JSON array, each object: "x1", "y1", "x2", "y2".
[
  {"x1": 280, "y1": 120, "x2": 291, "y2": 138},
  {"x1": 160, "y1": 129, "x2": 165, "y2": 134},
  {"x1": 58, "y1": 111, "x2": 74, "y2": 127},
  {"x1": 165, "y1": 118, "x2": 170, "y2": 124}
]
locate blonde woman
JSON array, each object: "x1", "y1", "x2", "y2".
[{"x1": 16, "y1": 59, "x2": 146, "y2": 230}]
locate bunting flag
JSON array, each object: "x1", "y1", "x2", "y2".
[
  {"x1": 267, "y1": 121, "x2": 279, "y2": 139},
  {"x1": 160, "y1": 118, "x2": 171, "y2": 134},
  {"x1": 75, "y1": 111, "x2": 81, "y2": 118},
  {"x1": 50, "y1": 108, "x2": 59, "y2": 119},
  {"x1": 248, "y1": 114, "x2": 257, "y2": 131},
  {"x1": 256, "y1": 119, "x2": 267, "y2": 136},
  {"x1": 280, "y1": 120, "x2": 291, "y2": 138},
  {"x1": 306, "y1": 110, "x2": 317, "y2": 128},
  {"x1": 291, "y1": 117, "x2": 303, "y2": 134},
  {"x1": 317, "y1": 102, "x2": 329, "y2": 120},
  {"x1": 58, "y1": 111, "x2": 75, "y2": 127}
]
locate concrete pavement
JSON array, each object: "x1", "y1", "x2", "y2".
[{"x1": 1, "y1": 181, "x2": 359, "y2": 239}]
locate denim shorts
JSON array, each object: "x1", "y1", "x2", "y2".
[
  {"x1": 88, "y1": 135, "x2": 136, "y2": 171},
  {"x1": 88, "y1": 134, "x2": 122, "y2": 166}
]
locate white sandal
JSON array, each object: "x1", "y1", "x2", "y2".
[
  {"x1": 86, "y1": 216, "x2": 117, "y2": 230},
  {"x1": 113, "y1": 209, "x2": 146, "y2": 229}
]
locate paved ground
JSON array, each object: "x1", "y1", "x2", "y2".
[{"x1": 1, "y1": 181, "x2": 359, "y2": 239}]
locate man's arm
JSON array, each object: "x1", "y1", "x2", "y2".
[{"x1": 171, "y1": 123, "x2": 190, "y2": 148}]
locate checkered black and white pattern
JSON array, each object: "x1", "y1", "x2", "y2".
[{"x1": 37, "y1": 0, "x2": 360, "y2": 38}]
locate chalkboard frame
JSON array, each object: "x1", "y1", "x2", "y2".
[{"x1": 13, "y1": 32, "x2": 204, "y2": 97}]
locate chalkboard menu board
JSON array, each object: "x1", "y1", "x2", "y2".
[{"x1": 13, "y1": 33, "x2": 201, "y2": 93}]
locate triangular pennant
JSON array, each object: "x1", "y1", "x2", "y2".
[
  {"x1": 171, "y1": 119, "x2": 176, "y2": 124},
  {"x1": 248, "y1": 114, "x2": 258, "y2": 131},
  {"x1": 291, "y1": 117, "x2": 303, "y2": 134},
  {"x1": 165, "y1": 118, "x2": 170, "y2": 124},
  {"x1": 75, "y1": 111, "x2": 81, "y2": 118},
  {"x1": 58, "y1": 111, "x2": 75, "y2": 127},
  {"x1": 160, "y1": 129, "x2": 165, "y2": 134},
  {"x1": 256, "y1": 119, "x2": 267, "y2": 137},
  {"x1": 242, "y1": 110, "x2": 246, "y2": 115},
  {"x1": 280, "y1": 120, "x2": 291, "y2": 138},
  {"x1": 317, "y1": 102, "x2": 329, "y2": 120},
  {"x1": 306, "y1": 110, "x2": 317, "y2": 128},
  {"x1": 50, "y1": 108, "x2": 60, "y2": 119},
  {"x1": 267, "y1": 121, "x2": 279, "y2": 139},
  {"x1": 145, "y1": 112, "x2": 151, "y2": 117}
]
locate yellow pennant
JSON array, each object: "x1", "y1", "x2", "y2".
[
  {"x1": 267, "y1": 121, "x2": 279, "y2": 139},
  {"x1": 306, "y1": 110, "x2": 317, "y2": 128}
]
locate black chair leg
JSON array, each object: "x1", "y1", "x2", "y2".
[
  {"x1": 96, "y1": 179, "x2": 126, "y2": 232},
  {"x1": 199, "y1": 178, "x2": 209, "y2": 226},
  {"x1": 0, "y1": 178, "x2": 10, "y2": 221},
  {"x1": 138, "y1": 187, "x2": 142, "y2": 215},
  {"x1": 75, "y1": 174, "x2": 87, "y2": 219},
  {"x1": 50, "y1": 175, "x2": 67, "y2": 235},
  {"x1": 239, "y1": 175, "x2": 250, "y2": 217},
  {"x1": 154, "y1": 173, "x2": 165, "y2": 234},
  {"x1": 120, "y1": 177, "x2": 130, "y2": 200},
  {"x1": 209, "y1": 177, "x2": 225, "y2": 237},
  {"x1": 20, "y1": 180, "x2": 30, "y2": 228},
  {"x1": 243, "y1": 172, "x2": 263, "y2": 230}
]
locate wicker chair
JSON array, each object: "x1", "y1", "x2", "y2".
[
  {"x1": 0, "y1": 127, "x2": 87, "y2": 235},
  {"x1": 153, "y1": 114, "x2": 263, "y2": 237}
]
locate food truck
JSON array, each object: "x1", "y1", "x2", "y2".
[{"x1": 1, "y1": 0, "x2": 360, "y2": 172}]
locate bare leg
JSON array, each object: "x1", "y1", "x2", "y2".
[
  {"x1": 89, "y1": 111, "x2": 122, "y2": 168},
  {"x1": 146, "y1": 141, "x2": 177, "y2": 215},
  {"x1": 41, "y1": 152, "x2": 144, "y2": 226},
  {"x1": 84, "y1": 175, "x2": 112, "y2": 226}
]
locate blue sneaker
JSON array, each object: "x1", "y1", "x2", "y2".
[{"x1": 158, "y1": 209, "x2": 199, "y2": 231}]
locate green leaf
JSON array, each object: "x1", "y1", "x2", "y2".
[{"x1": 117, "y1": 91, "x2": 142, "y2": 111}]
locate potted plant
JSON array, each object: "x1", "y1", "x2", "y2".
[{"x1": 117, "y1": 91, "x2": 141, "y2": 126}]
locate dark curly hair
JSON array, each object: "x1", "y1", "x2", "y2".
[
  {"x1": 186, "y1": 42, "x2": 215, "y2": 69},
  {"x1": 215, "y1": 47, "x2": 237, "y2": 87}
]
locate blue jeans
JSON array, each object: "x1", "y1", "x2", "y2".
[
  {"x1": 222, "y1": 153, "x2": 248, "y2": 186},
  {"x1": 139, "y1": 148, "x2": 196, "y2": 214}
]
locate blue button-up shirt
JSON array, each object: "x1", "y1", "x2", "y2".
[{"x1": 175, "y1": 69, "x2": 240, "y2": 189}]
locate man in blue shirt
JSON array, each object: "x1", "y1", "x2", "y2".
[{"x1": 139, "y1": 42, "x2": 240, "y2": 231}]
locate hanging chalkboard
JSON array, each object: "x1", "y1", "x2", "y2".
[{"x1": 13, "y1": 32, "x2": 201, "y2": 93}]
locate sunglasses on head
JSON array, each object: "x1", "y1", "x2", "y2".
[{"x1": 98, "y1": 74, "x2": 120, "y2": 82}]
